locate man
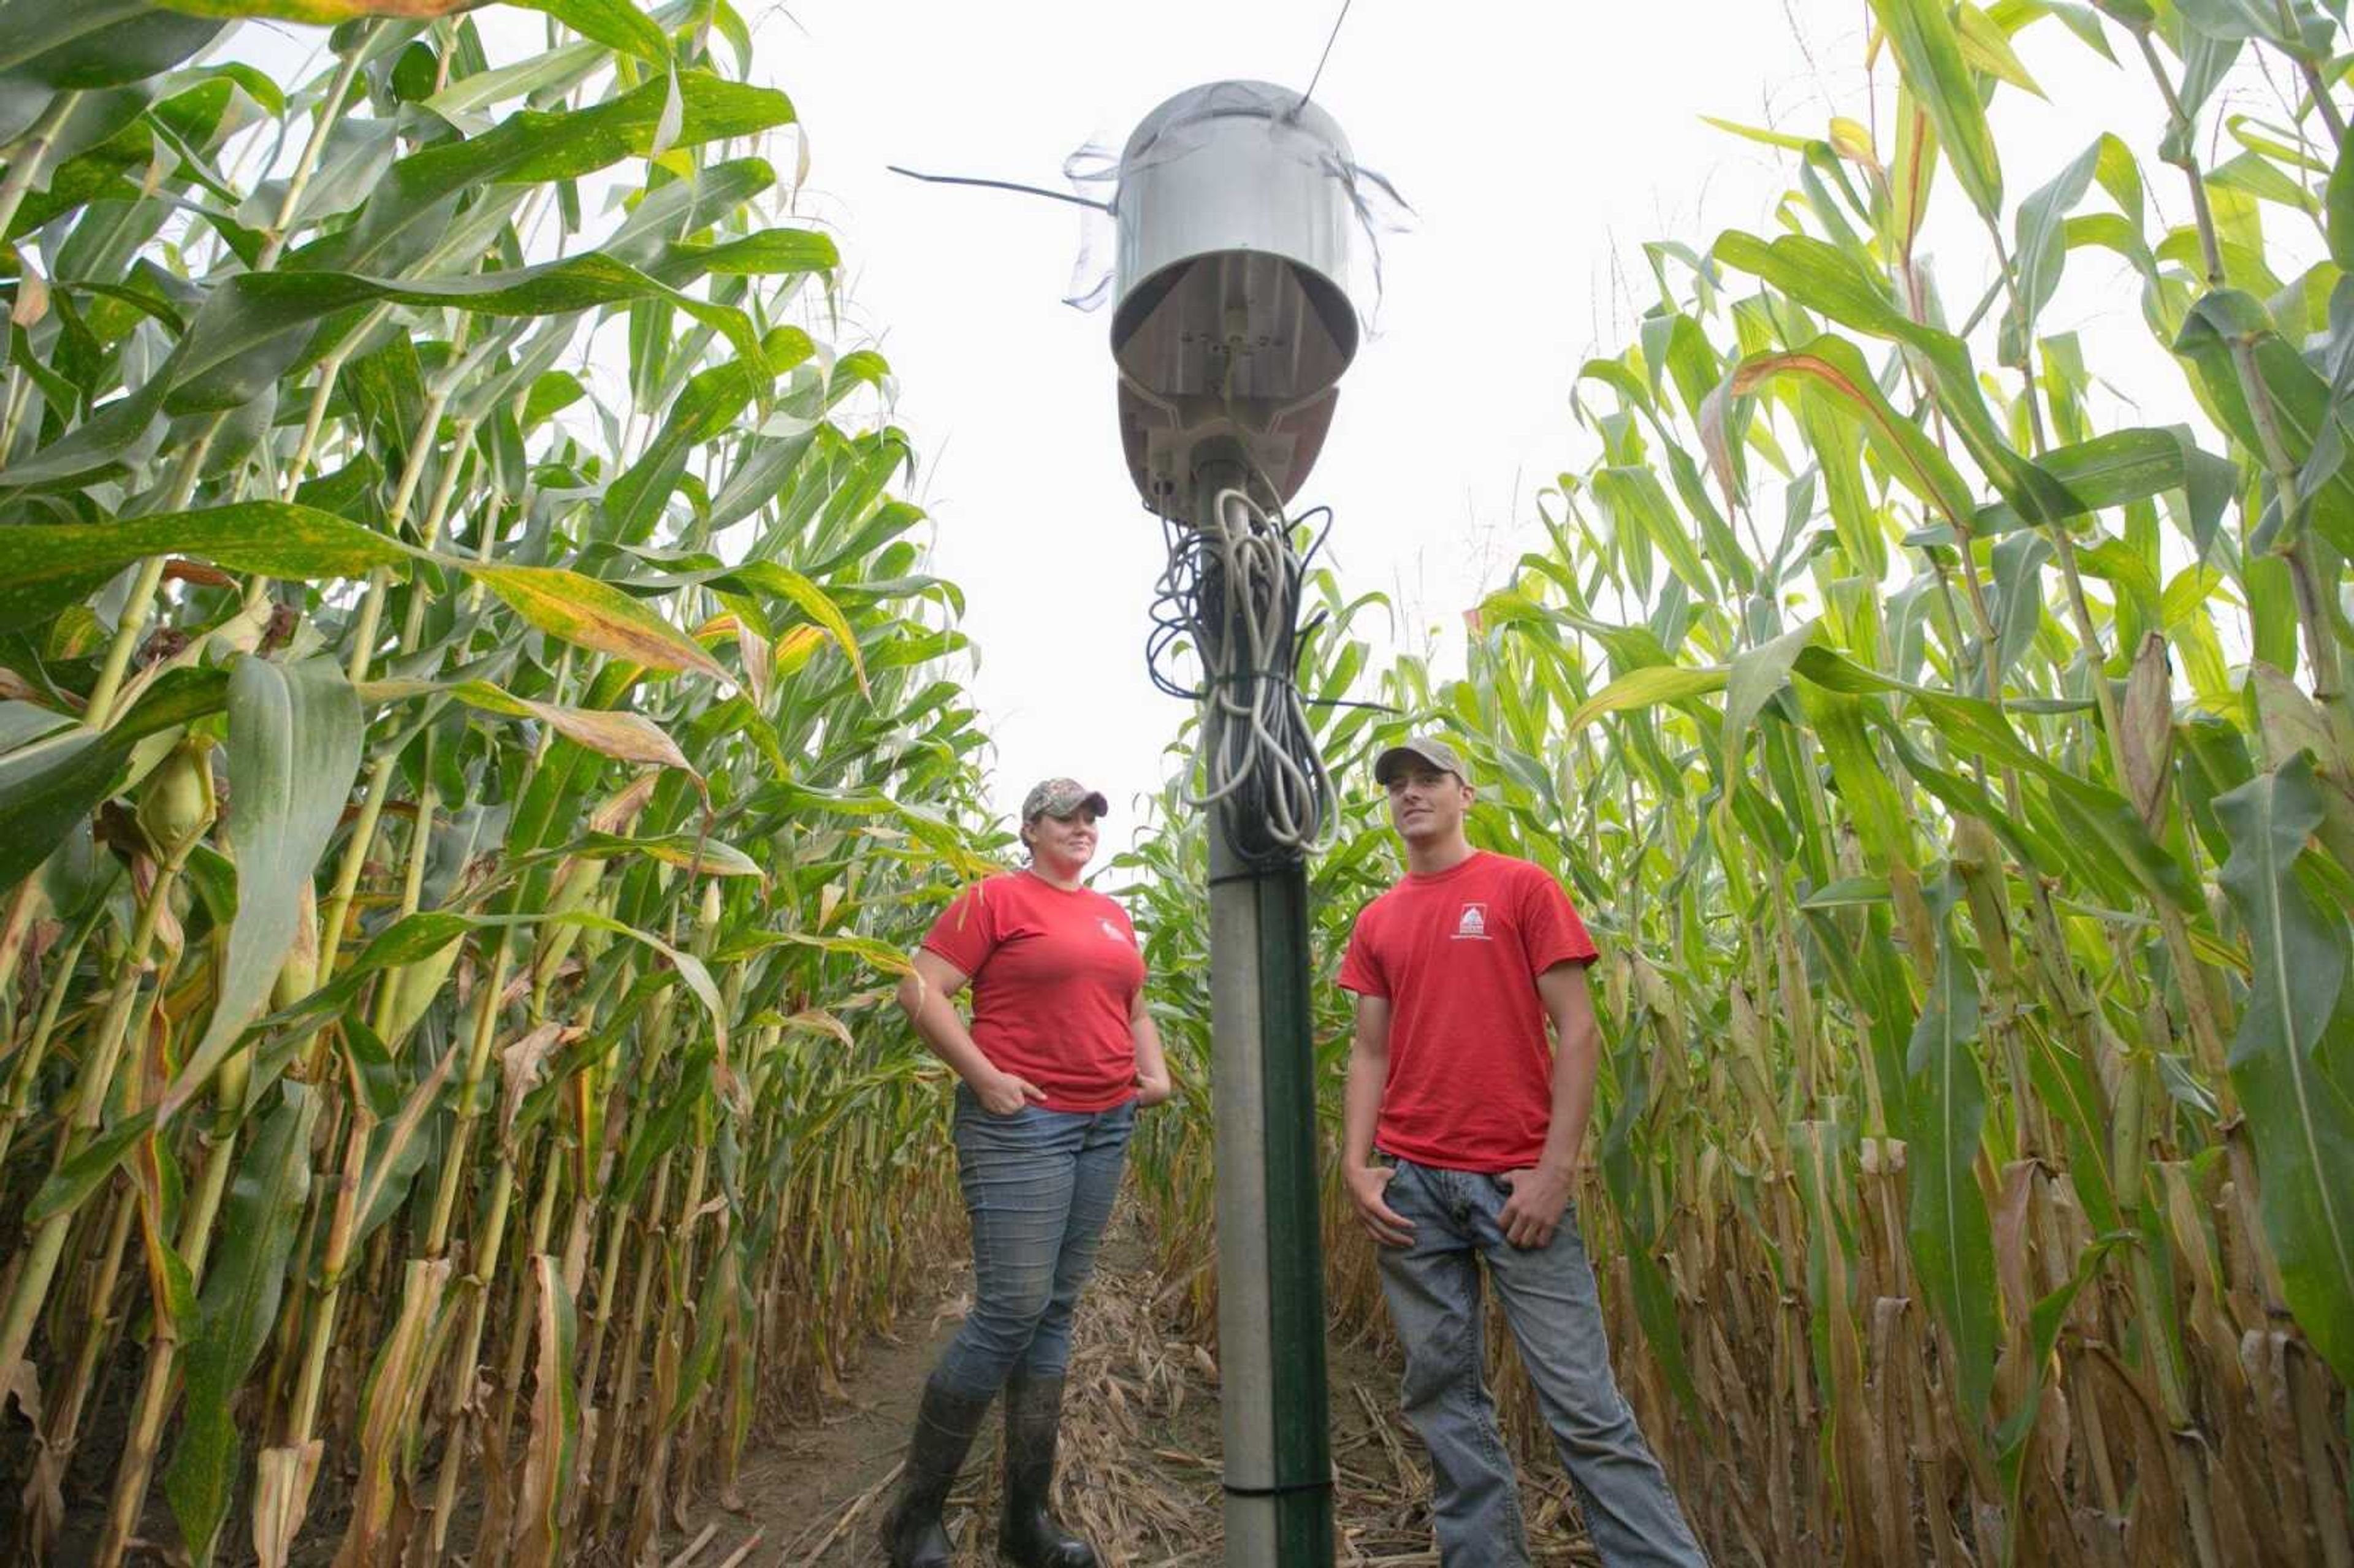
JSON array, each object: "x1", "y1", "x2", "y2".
[{"x1": 1339, "y1": 736, "x2": 1707, "y2": 1567}]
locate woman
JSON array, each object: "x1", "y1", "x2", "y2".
[{"x1": 883, "y1": 777, "x2": 1173, "y2": 1568}]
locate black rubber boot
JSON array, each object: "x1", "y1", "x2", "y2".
[
  {"x1": 998, "y1": 1371, "x2": 1098, "y2": 1568},
  {"x1": 882, "y1": 1376, "x2": 993, "y2": 1568}
]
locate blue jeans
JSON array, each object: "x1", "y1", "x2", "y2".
[
  {"x1": 931, "y1": 1087, "x2": 1136, "y2": 1398},
  {"x1": 1376, "y1": 1158, "x2": 1707, "y2": 1567}
]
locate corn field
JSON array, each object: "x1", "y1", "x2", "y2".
[
  {"x1": 11, "y1": 1, "x2": 2354, "y2": 1567},
  {"x1": 1118, "y1": 3, "x2": 2354, "y2": 1565},
  {"x1": 0, "y1": 2, "x2": 999, "y2": 1563}
]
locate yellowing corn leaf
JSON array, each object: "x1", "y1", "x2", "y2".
[
  {"x1": 251, "y1": 1443, "x2": 323, "y2": 1568},
  {"x1": 500, "y1": 1022, "x2": 580, "y2": 1150},
  {"x1": 772, "y1": 623, "x2": 828, "y2": 677},
  {"x1": 468, "y1": 564, "x2": 728, "y2": 682},
  {"x1": 588, "y1": 771, "x2": 664, "y2": 834},
  {"x1": 442, "y1": 679, "x2": 696, "y2": 775},
  {"x1": 511, "y1": 1256, "x2": 579, "y2": 1568},
  {"x1": 1829, "y1": 116, "x2": 1880, "y2": 171},
  {"x1": 779, "y1": 1008, "x2": 855, "y2": 1048},
  {"x1": 331, "y1": 1258, "x2": 452, "y2": 1568}
]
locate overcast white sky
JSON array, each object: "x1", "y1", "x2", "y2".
[
  {"x1": 232, "y1": 3, "x2": 2311, "y2": 845},
  {"x1": 770, "y1": 1, "x2": 2296, "y2": 841}
]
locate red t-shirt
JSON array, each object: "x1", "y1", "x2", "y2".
[
  {"x1": 920, "y1": 871, "x2": 1147, "y2": 1113},
  {"x1": 1337, "y1": 850, "x2": 1598, "y2": 1171}
]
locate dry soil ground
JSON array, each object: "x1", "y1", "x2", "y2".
[{"x1": 666, "y1": 1203, "x2": 1599, "y2": 1568}]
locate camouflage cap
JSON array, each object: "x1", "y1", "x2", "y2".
[
  {"x1": 1022, "y1": 777, "x2": 1111, "y2": 821},
  {"x1": 1373, "y1": 735, "x2": 1470, "y2": 786}
]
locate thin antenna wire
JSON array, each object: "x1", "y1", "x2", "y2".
[
  {"x1": 1295, "y1": 0, "x2": 1356, "y2": 113},
  {"x1": 884, "y1": 166, "x2": 1113, "y2": 212}
]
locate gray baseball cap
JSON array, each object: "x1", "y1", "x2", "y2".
[
  {"x1": 1022, "y1": 777, "x2": 1111, "y2": 821},
  {"x1": 1373, "y1": 735, "x2": 1469, "y2": 786}
]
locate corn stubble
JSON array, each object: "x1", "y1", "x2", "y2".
[{"x1": 1115, "y1": 4, "x2": 2354, "y2": 1564}]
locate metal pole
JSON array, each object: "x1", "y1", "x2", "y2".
[{"x1": 1195, "y1": 451, "x2": 1334, "y2": 1567}]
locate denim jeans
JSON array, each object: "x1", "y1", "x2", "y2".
[
  {"x1": 1375, "y1": 1158, "x2": 1707, "y2": 1567},
  {"x1": 930, "y1": 1086, "x2": 1136, "y2": 1399}
]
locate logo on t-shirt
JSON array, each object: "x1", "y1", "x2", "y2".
[
  {"x1": 1453, "y1": 902, "x2": 1490, "y2": 940},
  {"x1": 1099, "y1": 918, "x2": 1129, "y2": 944}
]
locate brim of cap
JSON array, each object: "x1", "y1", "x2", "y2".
[
  {"x1": 1032, "y1": 791, "x2": 1111, "y2": 819},
  {"x1": 1373, "y1": 745, "x2": 1453, "y2": 785}
]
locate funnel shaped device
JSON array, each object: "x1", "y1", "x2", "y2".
[{"x1": 1111, "y1": 82, "x2": 1358, "y2": 522}]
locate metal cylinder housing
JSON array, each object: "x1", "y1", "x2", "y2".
[{"x1": 1109, "y1": 82, "x2": 1361, "y2": 519}]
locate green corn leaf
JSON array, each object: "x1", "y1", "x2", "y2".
[
  {"x1": 747, "y1": 782, "x2": 997, "y2": 875},
  {"x1": 663, "y1": 227, "x2": 840, "y2": 280},
  {"x1": 238, "y1": 911, "x2": 478, "y2": 1103},
  {"x1": 603, "y1": 358, "x2": 764, "y2": 543},
  {"x1": 295, "y1": 69, "x2": 794, "y2": 276},
  {"x1": 615, "y1": 1052, "x2": 709, "y2": 1205},
  {"x1": 667, "y1": 1238, "x2": 740, "y2": 1428},
  {"x1": 2039, "y1": 771, "x2": 2203, "y2": 913},
  {"x1": 512, "y1": 0, "x2": 674, "y2": 63},
  {"x1": 1717, "y1": 333, "x2": 1979, "y2": 526},
  {"x1": 0, "y1": 666, "x2": 229, "y2": 896},
  {"x1": 1714, "y1": 229, "x2": 1922, "y2": 347},
  {"x1": 715, "y1": 926, "x2": 918, "y2": 976},
  {"x1": 2174, "y1": 289, "x2": 2354, "y2": 554},
  {"x1": 2173, "y1": 0, "x2": 2335, "y2": 56},
  {"x1": 730, "y1": 563, "x2": 870, "y2": 696},
  {"x1": 1906, "y1": 927, "x2": 2000, "y2": 1425},
  {"x1": 1564, "y1": 664, "x2": 1729, "y2": 733},
  {"x1": 2214, "y1": 759, "x2": 2354, "y2": 1380},
  {"x1": 26, "y1": 1107, "x2": 157, "y2": 1225},
  {"x1": 1795, "y1": 682, "x2": 1913, "y2": 872},
  {"x1": 2328, "y1": 132, "x2": 2354, "y2": 273},
  {"x1": 163, "y1": 1081, "x2": 319, "y2": 1567},
  {"x1": 1595, "y1": 467, "x2": 1713, "y2": 598},
  {"x1": 1721, "y1": 620, "x2": 1819, "y2": 783},
  {"x1": 1989, "y1": 530, "x2": 2052, "y2": 685},
  {"x1": 351, "y1": 1043, "x2": 462, "y2": 1245},
  {"x1": 560, "y1": 831, "x2": 764, "y2": 879},
  {"x1": 0, "y1": 6, "x2": 224, "y2": 89},
  {"x1": 1699, "y1": 115, "x2": 1821, "y2": 153},
  {"x1": 161, "y1": 657, "x2": 362, "y2": 1122},
  {"x1": 1869, "y1": 0, "x2": 2006, "y2": 223},
  {"x1": 2002, "y1": 139, "x2": 2103, "y2": 363},
  {"x1": 1957, "y1": 427, "x2": 2223, "y2": 536},
  {"x1": 1710, "y1": 230, "x2": 2075, "y2": 520},
  {"x1": 165, "y1": 253, "x2": 789, "y2": 416},
  {"x1": 0, "y1": 503, "x2": 412, "y2": 634},
  {"x1": 1624, "y1": 1234, "x2": 1702, "y2": 1420}
]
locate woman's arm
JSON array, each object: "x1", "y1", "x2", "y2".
[
  {"x1": 1130, "y1": 989, "x2": 1172, "y2": 1106},
  {"x1": 895, "y1": 948, "x2": 1043, "y2": 1114}
]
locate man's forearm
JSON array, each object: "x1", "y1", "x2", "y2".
[
  {"x1": 1538, "y1": 1022, "x2": 1598, "y2": 1176},
  {"x1": 1342, "y1": 1045, "x2": 1386, "y2": 1167}
]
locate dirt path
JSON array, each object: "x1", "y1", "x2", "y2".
[{"x1": 675, "y1": 1204, "x2": 1598, "y2": 1567}]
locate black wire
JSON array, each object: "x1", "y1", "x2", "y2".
[
  {"x1": 1294, "y1": 0, "x2": 1356, "y2": 115},
  {"x1": 883, "y1": 165, "x2": 1114, "y2": 213}
]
